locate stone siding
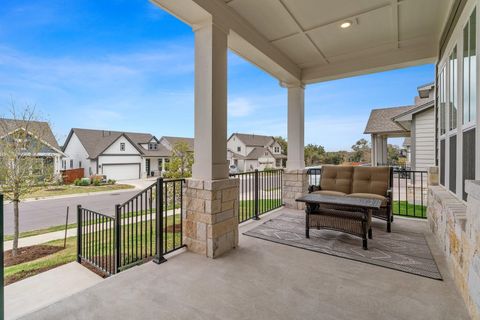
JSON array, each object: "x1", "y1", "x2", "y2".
[
  {"x1": 428, "y1": 180, "x2": 480, "y2": 319},
  {"x1": 283, "y1": 169, "x2": 308, "y2": 210},
  {"x1": 183, "y1": 178, "x2": 239, "y2": 258}
]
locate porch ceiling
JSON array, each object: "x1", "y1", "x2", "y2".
[{"x1": 152, "y1": 0, "x2": 452, "y2": 84}]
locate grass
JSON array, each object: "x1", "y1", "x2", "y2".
[
  {"x1": 238, "y1": 199, "x2": 282, "y2": 221},
  {"x1": 25, "y1": 183, "x2": 134, "y2": 198},
  {"x1": 4, "y1": 216, "x2": 182, "y2": 284},
  {"x1": 393, "y1": 201, "x2": 427, "y2": 218}
]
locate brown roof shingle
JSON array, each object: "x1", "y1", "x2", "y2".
[
  {"x1": 364, "y1": 105, "x2": 415, "y2": 134},
  {"x1": 0, "y1": 118, "x2": 60, "y2": 150}
]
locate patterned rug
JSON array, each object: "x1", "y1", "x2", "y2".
[{"x1": 244, "y1": 212, "x2": 442, "y2": 280}]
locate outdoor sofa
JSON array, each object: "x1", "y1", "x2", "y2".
[{"x1": 309, "y1": 165, "x2": 393, "y2": 232}]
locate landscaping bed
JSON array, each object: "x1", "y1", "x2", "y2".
[{"x1": 28, "y1": 183, "x2": 134, "y2": 198}]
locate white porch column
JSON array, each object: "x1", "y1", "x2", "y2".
[
  {"x1": 286, "y1": 85, "x2": 305, "y2": 170},
  {"x1": 283, "y1": 84, "x2": 308, "y2": 209},
  {"x1": 371, "y1": 134, "x2": 377, "y2": 166},
  {"x1": 184, "y1": 20, "x2": 239, "y2": 258},
  {"x1": 192, "y1": 21, "x2": 229, "y2": 181}
]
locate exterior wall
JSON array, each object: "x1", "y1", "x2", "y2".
[
  {"x1": 103, "y1": 136, "x2": 140, "y2": 155},
  {"x1": 183, "y1": 178, "x2": 239, "y2": 258},
  {"x1": 412, "y1": 108, "x2": 435, "y2": 171},
  {"x1": 227, "y1": 136, "x2": 247, "y2": 156},
  {"x1": 428, "y1": 178, "x2": 480, "y2": 319},
  {"x1": 283, "y1": 169, "x2": 308, "y2": 210},
  {"x1": 62, "y1": 132, "x2": 93, "y2": 177}
]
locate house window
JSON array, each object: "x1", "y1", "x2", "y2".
[
  {"x1": 237, "y1": 146, "x2": 241, "y2": 152},
  {"x1": 79, "y1": 161, "x2": 82, "y2": 168},
  {"x1": 120, "y1": 143, "x2": 125, "y2": 151},
  {"x1": 463, "y1": 9, "x2": 477, "y2": 124},
  {"x1": 62, "y1": 160, "x2": 66, "y2": 169},
  {"x1": 149, "y1": 143, "x2": 157, "y2": 150},
  {"x1": 440, "y1": 140, "x2": 445, "y2": 186},
  {"x1": 70, "y1": 160, "x2": 73, "y2": 169},
  {"x1": 449, "y1": 46, "x2": 457, "y2": 131},
  {"x1": 274, "y1": 146, "x2": 280, "y2": 153},
  {"x1": 463, "y1": 128, "x2": 476, "y2": 200},
  {"x1": 449, "y1": 135, "x2": 457, "y2": 193},
  {"x1": 89, "y1": 167, "x2": 92, "y2": 175},
  {"x1": 439, "y1": 66, "x2": 446, "y2": 135}
]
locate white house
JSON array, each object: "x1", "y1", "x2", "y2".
[
  {"x1": 227, "y1": 133, "x2": 286, "y2": 172},
  {"x1": 62, "y1": 128, "x2": 171, "y2": 180},
  {"x1": 0, "y1": 118, "x2": 64, "y2": 178},
  {"x1": 365, "y1": 83, "x2": 435, "y2": 171}
]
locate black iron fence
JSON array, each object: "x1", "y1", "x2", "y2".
[
  {"x1": 230, "y1": 169, "x2": 283, "y2": 223},
  {"x1": 392, "y1": 169, "x2": 428, "y2": 218},
  {"x1": 306, "y1": 167, "x2": 428, "y2": 219},
  {"x1": 77, "y1": 178, "x2": 185, "y2": 276}
]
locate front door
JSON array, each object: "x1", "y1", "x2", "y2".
[{"x1": 146, "y1": 159, "x2": 151, "y2": 176}]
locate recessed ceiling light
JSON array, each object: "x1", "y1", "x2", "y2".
[{"x1": 340, "y1": 21, "x2": 352, "y2": 29}]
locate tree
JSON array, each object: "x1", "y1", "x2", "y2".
[
  {"x1": 304, "y1": 144, "x2": 325, "y2": 166},
  {"x1": 0, "y1": 105, "x2": 54, "y2": 256},
  {"x1": 349, "y1": 138, "x2": 371, "y2": 163},
  {"x1": 164, "y1": 142, "x2": 193, "y2": 178},
  {"x1": 274, "y1": 136, "x2": 287, "y2": 155},
  {"x1": 387, "y1": 144, "x2": 402, "y2": 165}
]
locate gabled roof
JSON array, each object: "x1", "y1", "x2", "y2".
[
  {"x1": 364, "y1": 106, "x2": 415, "y2": 134},
  {"x1": 229, "y1": 133, "x2": 275, "y2": 147},
  {"x1": 161, "y1": 136, "x2": 194, "y2": 151},
  {"x1": 64, "y1": 128, "x2": 169, "y2": 158},
  {"x1": 0, "y1": 118, "x2": 62, "y2": 153}
]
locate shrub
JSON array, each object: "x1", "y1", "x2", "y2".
[
  {"x1": 107, "y1": 179, "x2": 116, "y2": 185},
  {"x1": 79, "y1": 178, "x2": 90, "y2": 186},
  {"x1": 92, "y1": 179, "x2": 101, "y2": 186},
  {"x1": 73, "y1": 178, "x2": 81, "y2": 186}
]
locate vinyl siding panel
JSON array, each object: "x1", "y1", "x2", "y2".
[{"x1": 412, "y1": 108, "x2": 435, "y2": 171}]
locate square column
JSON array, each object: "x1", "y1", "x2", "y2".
[
  {"x1": 184, "y1": 20, "x2": 239, "y2": 258},
  {"x1": 286, "y1": 85, "x2": 305, "y2": 170}
]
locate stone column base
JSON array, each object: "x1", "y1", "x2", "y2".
[
  {"x1": 283, "y1": 169, "x2": 308, "y2": 210},
  {"x1": 183, "y1": 178, "x2": 239, "y2": 258}
]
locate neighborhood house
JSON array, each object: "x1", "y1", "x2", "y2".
[
  {"x1": 227, "y1": 133, "x2": 286, "y2": 172},
  {"x1": 62, "y1": 128, "x2": 172, "y2": 180}
]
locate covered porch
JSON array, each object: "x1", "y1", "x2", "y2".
[{"x1": 22, "y1": 208, "x2": 469, "y2": 320}]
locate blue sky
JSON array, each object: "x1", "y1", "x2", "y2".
[{"x1": 0, "y1": 0, "x2": 434, "y2": 151}]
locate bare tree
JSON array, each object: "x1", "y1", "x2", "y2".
[{"x1": 0, "y1": 105, "x2": 54, "y2": 256}]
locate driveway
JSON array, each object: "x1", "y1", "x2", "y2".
[{"x1": 3, "y1": 190, "x2": 140, "y2": 235}]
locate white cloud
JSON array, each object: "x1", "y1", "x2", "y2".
[{"x1": 228, "y1": 97, "x2": 254, "y2": 117}]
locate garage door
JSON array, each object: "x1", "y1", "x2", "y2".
[{"x1": 102, "y1": 164, "x2": 140, "y2": 181}]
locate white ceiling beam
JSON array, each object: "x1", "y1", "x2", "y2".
[
  {"x1": 301, "y1": 41, "x2": 437, "y2": 84},
  {"x1": 150, "y1": 0, "x2": 301, "y2": 83}
]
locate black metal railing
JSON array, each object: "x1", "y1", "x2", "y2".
[
  {"x1": 230, "y1": 169, "x2": 283, "y2": 223},
  {"x1": 306, "y1": 167, "x2": 428, "y2": 219},
  {"x1": 392, "y1": 169, "x2": 428, "y2": 218},
  {"x1": 77, "y1": 207, "x2": 116, "y2": 275},
  {"x1": 77, "y1": 178, "x2": 185, "y2": 276}
]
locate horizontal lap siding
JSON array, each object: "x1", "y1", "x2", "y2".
[{"x1": 414, "y1": 108, "x2": 436, "y2": 172}]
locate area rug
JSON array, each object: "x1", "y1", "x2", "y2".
[{"x1": 244, "y1": 212, "x2": 442, "y2": 280}]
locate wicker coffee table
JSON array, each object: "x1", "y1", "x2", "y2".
[{"x1": 296, "y1": 194, "x2": 382, "y2": 250}]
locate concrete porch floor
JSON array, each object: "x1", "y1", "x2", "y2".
[{"x1": 20, "y1": 208, "x2": 469, "y2": 320}]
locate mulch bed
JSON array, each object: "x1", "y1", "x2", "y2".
[
  {"x1": 4, "y1": 245, "x2": 64, "y2": 267},
  {"x1": 166, "y1": 224, "x2": 182, "y2": 233}
]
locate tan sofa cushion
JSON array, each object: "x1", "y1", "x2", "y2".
[
  {"x1": 346, "y1": 193, "x2": 388, "y2": 207},
  {"x1": 351, "y1": 166, "x2": 390, "y2": 196},
  {"x1": 320, "y1": 165, "x2": 353, "y2": 194},
  {"x1": 312, "y1": 190, "x2": 347, "y2": 197}
]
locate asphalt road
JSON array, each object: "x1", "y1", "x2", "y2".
[{"x1": 3, "y1": 190, "x2": 139, "y2": 235}]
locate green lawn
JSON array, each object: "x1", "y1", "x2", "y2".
[
  {"x1": 238, "y1": 199, "x2": 282, "y2": 221},
  {"x1": 5, "y1": 215, "x2": 182, "y2": 284},
  {"x1": 392, "y1": 201, "x2": 427, "y2": 218}
]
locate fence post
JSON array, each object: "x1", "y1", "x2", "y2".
[
  {"x1": 154, "y1": 178, "x2": 167, "y2": 264},
  {"x1": 253, "y1": 169, "x2": 260, "y2": 220},
  {"x1": 76, "y1": 205, "x2": 82, "y2": 264},
  {"x1": 115, "y1": 204, "x2": 121, "y2": 274}
]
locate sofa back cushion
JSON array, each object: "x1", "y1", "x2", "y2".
[
  {"x1": 320, "y1": 165, "x2": 354, "y2": 194},
  {"x1": 351, "y1": 166, "x2": 390, "y2": 196}
]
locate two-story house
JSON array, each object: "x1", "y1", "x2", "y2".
[
  {"x1": 227, "y1": 133, "x2": 286, "y2": 172},
  {"x1": 62, "y1": 128, "x2": 171, "y2": 180}
]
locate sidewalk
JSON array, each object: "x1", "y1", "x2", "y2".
[{"x1": 5, "y1": 262, "x2": 103, "y2": 320}]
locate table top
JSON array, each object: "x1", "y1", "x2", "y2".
[{"x1": 296, "y1": 193, "x2": 382, "y2": 209}]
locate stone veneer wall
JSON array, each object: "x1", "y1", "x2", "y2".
[
  {"x1": 428, "y1": 169, "x2": 480, "y2": 319},
  {"x1": 283, "y1": 169, "x2": 308, "y2": 210},
  {"x1": 183, "y1": 178, "x2": 239, "y2": 258}
]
